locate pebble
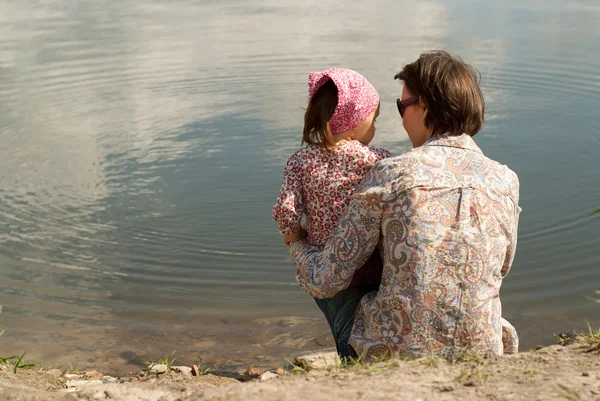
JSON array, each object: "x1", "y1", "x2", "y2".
[
  {"x1": 582, "y1": 372, "x2": 590, "y2": 377},
  {"x1": 67, "y1": 379, "x2": 103, "y2": 389},
  {"x1": 85, "y1": 370, "x2": 103, "y2": 378},
  {"x1": 276, "y1": 368, "x2": 286, "y2": 375},
  {"x1": 150, "y1": 364, "x2": 168, "y2": 374},
  {"x1": 259, "y1": 372, "x2": 278, "y2": 381},
  {"x1": 245, "y1": 366, "x2": 263, "y2": 376},
  {"x1": 102, "y1": 376, "x2": 119, "y2": 383},
  {"x1": 172, "y1": 366, "x2": 193, "y2": 375},
  {"x1": 46, "y1": 369, "x2": 63, "y2": 378}
]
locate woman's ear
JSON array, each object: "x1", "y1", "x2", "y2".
[{"x1": 418, "y1": 96, "x2": 427, "y2": 112}]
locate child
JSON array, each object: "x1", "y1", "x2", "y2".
[{"x1": 272, "y1": 68, "x2": 391, "y2": 287}]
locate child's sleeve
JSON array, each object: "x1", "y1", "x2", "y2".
[
  {"x1": 370, "y1": 146, "x2": 392, "y2": 160},
  {"x1": 272, "y1": 154, "x2": 303, "y2": 235}
]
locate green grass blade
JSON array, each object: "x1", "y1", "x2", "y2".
[{"x1": 12, "y1": 351, "x2": 27, "y2": 374}]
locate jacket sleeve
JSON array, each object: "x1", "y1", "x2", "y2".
[
  {"x1": 501, "y1": 174, "x2": 521, "y2": 277},
  {"x1": 290, "y1": 161, "x2": 393, "y2": 298}
]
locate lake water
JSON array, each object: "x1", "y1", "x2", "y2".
[{"x1": 0, "y1": 0, "x2": 599, "y2": 374}]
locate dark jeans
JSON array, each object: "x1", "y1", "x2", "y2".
[{"x1": 314, "y1": 284, "x2": 379, "y2": 361}]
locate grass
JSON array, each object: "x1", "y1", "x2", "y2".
[
  {"x1": 61, "y1": 364, "x2": 78, "y2": 376},
  {"x1": 143, "y1": 350, "x2": 178, "y2": 371},
  {"x1": 284, "y1": 358, "x2": 308, "y2": 375},
  {"x1": 457, "y1": 364, "x2": 488, "y2": 386},
  {"x1": 1, "y1": 312, "x2": 39, "y2": 374},
  {"x1": 195, "y1": 357, "x2": 212, "y2": 375},
  {"x1": 554, "y1": 332, "x2": 576, "y2": 346},
  {"x1": 0, "y1": 351, "x2": 39, "y2": 374},
  {"x1": 523, "y1": 369, "x2": 539, "y2": 375},
  {"x1": 416, "y1": 354, "x2": 445, "y2": 368},
  {"x1": 454, "y1": 351, "x2": 490, "y2": 387},
  {"x1": 558, "y1": 383, "x2": 581, "y2": 401},
  {"x1": 584, "y1": 289, "x2": 600, "y2": 304},
  {"x1": 576, "y1": 323, "x2": 600, "y2": 353},
  {"x1": 322, "y1": 354, "x2": 394, "y2": 373}
]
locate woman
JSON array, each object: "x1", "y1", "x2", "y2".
[{"x1": 289, "y1": 50, "x2": 520, "y2": 361}]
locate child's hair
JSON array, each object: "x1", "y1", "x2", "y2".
[{"x1": 302, "y1": 80, "x2": 338, "y2": 150}]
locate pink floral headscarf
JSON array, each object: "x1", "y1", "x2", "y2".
[{"x1": 308, "y1": 68, "x2": 379, "y2": 135}]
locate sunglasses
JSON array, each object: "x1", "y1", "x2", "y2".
[{"x1": 396, "y1": 95, "x2": 420, "y2": 117}]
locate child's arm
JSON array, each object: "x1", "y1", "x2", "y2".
[
  {"x1": 272, "y1": 154, "x2": 304, "y2": 242},
  {"x1": 284, "y1": 227, "x2": 307, "y2": 246}
]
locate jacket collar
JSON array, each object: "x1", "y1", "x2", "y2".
[{"x1": 422, "y1": 133, "x2": 483, "y2": 154}]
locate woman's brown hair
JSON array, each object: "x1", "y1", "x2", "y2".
[
  {"x1": 302, "y1": 80, "x2": 338, "y2": 150},
  {"x1": 395, "y1": 50, "x2": 484, "y2": 137}
]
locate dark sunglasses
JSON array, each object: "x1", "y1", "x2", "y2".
[{"x1": 396, "y1": 95, "x2": 420, "y2": 117}]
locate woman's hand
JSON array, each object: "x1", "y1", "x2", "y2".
[{"x1": 284, "y1": 227, "x2": 307, "y2": 246}]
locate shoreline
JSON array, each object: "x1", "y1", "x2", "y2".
[
  {"x1": 1, "y1": 331, "x2": 599, "y2": 401},
  {"x1": 2, "y1": 310, "x2": 599, "y2": 378}
]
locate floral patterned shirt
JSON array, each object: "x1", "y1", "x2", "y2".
[
  {"x1": 273, "y1": 141, "x2": 391, "y2": 247},
  {"x1": 291, "y1": 134, "x2": 521, "y2": 360}
]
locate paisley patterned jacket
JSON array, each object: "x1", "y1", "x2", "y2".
[{"x1": 291, "y1": 134, "x2": 521, "y2": 360}]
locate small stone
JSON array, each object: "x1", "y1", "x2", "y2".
[
  {"x1": 293, "y1": 350, "x2": 339, "y2": 371},
  {"x1": 67, "y1": 379, "x2": 103, "y2": 389},
  {"x1": 276, "y1": 368, "x2": 286, "y2": 375},
  {"x1": 150, "y1": 364, "x2": 168, "y2": 374},
  {"x1": 102, "y1": 376, "x2": 118, "y2": 383},
  {"x1": 46, "y1": 369, "x2": 63, "y2": 377},
  {"x1": 535, "y1": 345, "x2": 544, "y2": 350},
  {"x1": 192, "y1": 365, "x2": 200, "y2": 376},
  {"x1": 92, "y1": 391, "x2": 106, "y2": 400},
  {"x1": 245, "y1": 366, "x2": 263, "y2": 376},
  {"x1": 259, "y1": 372, "x2": 278, "y2": 381},
  {"x1": 84, "y1": 370, "x2": 103, "y2": 378},
  {"x1": 171, "y1": 366, "x2": 193, "y2": 375},
  {"x1": 582, "y1": 372, "x2": 590, "y2": 377}
]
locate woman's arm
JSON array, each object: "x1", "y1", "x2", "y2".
[
  {"x1": 501, "y1": 175, "x2": 521, "y2": 277},
  {"x1": 290, "y1": 163, "x2": 393, "y2": 299}
]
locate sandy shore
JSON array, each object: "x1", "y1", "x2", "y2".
[{"x1": 1, "y1": 337, "x2": 599, "y2": 401}]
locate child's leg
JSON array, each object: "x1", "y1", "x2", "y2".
[
  {"x1": 313, "y1": 285, "x2": 378, "y2": 361},
  {"x1": 348, "y1": 250, "x2": 383, "y2": 288}
]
